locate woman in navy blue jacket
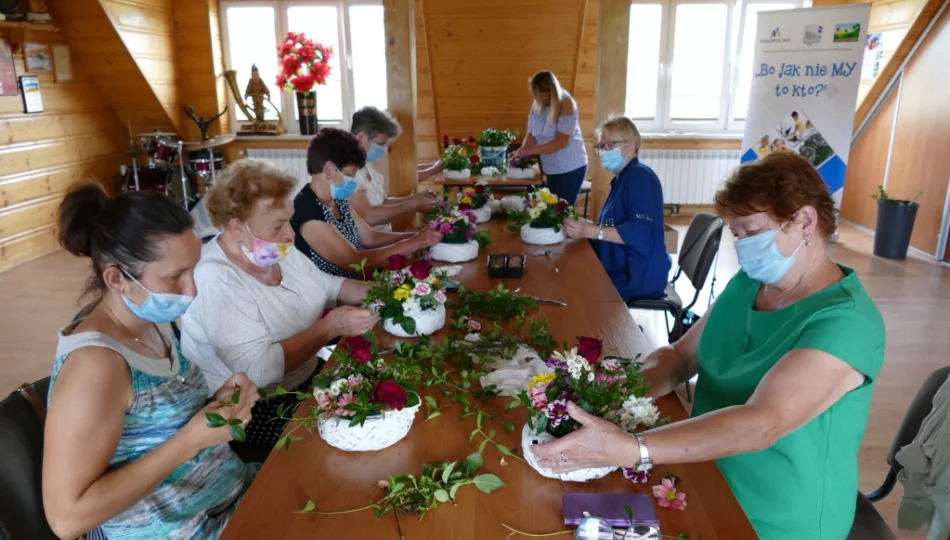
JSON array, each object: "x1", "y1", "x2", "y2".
[{"x1": 564, "y1": 116, "x2": 671, "y2": 300}]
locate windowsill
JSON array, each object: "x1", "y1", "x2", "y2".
[
  {"x1": 640, "y1": 132, "x2": 743, "y2": 140},
  {"x1": 228, "y1": 134, "x2": 315, "y2": 141}
]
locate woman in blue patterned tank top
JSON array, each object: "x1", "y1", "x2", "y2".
[
  {"x1": 514, "y1": 71, "x2": 589, "y2": 205},
  {"x1": 44, "y1": 185, "x2": 258, "y2": 540}
]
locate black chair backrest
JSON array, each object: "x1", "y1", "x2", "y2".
[
  {"x1": 887, "y1": 367, "x2": 950, "y2": 470},
  {"x1": 676, "y1": 213, "x2": 724, "y2": 291},
  {"x1": 0, "y1": 378, "x2": 58, "y2": 540}
]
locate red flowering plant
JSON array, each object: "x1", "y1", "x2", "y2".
[
  {"x1": 440, "y1": 135, "x2": 479, "y2": 172},
  {"x1": 275, "y1": 32, "x2": 333, "y2": 94},
  {"x1": 513, "y1": 337, "x2": 658, "y2": 439},
  {"x1": 310, "y1": 332, "x2": 422, "y2": 427}
]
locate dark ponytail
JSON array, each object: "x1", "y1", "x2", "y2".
[{"x1": 57, "y1": 183, "x2": 194, "y2": 297}]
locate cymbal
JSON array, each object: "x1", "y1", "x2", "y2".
[
  {"x1": 183, "y1": 134, "x2": 236, "y2": 151},
  {"x1": 136, "y1": 131, "x2": 178, "y2": 138}
]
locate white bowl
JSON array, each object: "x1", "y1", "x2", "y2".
[
  {"x1": 522, "y1": 424, "x2": 617, "y2": 482},
  {"x1": 471, "y1": 206, "x2": 492, "y2": 223},
  {"x1": 506, "y1": 167, "x2": 536, "y2": 179},
  {"x1": 443, "y1": 169, "x2": 471, "y2": 180},
  {"x1": 382, "y1": 301, "x2": 446, "y2": 337},
  {"x1": 430, "y1": 240, "x2": 479, "y2": 263},
  {"x1": 520, "y1": 224, "x2": 565, "y2": 245},
  {"x1": 317, "y1": 400, "x2": 420, "y2": 452}
]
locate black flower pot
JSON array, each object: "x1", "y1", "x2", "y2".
[
  {"x1": 873, "y1": 199, "x2": 919, "y2": 259},
  {"x1": 296, "y1": 91, "x2": 318, "y2": 135}
]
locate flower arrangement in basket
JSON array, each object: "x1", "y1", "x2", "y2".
[
  {"x1": 507, "y1": 187, "x2": 576, "y2": 245},
  {"x1": 365, "y1": 260, "x2": 450, "y2": 337},
  {"x1": 310, "y1": 333, "x2": 423, "y2": 452},
  {"x1": 427, "y1": 207, "x2": 492, "y2": 263},
  {"x1": 440, "y1": 135, "x2": 479, "y2": 180},
  {"x1": 516, "y1": 337, "x2": 661, "y2": 482},
  {"x1": 507, "y1": 153, "x2": 537, "y2": 180},
  {"x1": 458, "y1": 183, "x2": 493, "y2": 223},
  {"x1": 477, "y1": 128, "x2": 519, "y2": 170}
]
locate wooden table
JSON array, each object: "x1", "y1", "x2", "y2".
[
  {"x1": 222, "y1": 222, "x2": 757, "y2": 540},
  {"x1": 435, "y1": 174, "x2": 544, "y2": 197}
]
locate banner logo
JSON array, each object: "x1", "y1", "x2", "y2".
[
  {"x1": 803, "y1": 25, "x2": 823, "y2": 46},
  {"x1": 834, "y1": 23, "x2": 861, "y2": 42},
  {"x1": 761, "y1": 26, "x2": 791, "y2": 44}
]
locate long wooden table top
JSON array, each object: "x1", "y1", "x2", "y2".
[
  {"x1": 222, "y1": 221, "x2": 756, "y2": 540},
  {"x1": 434, "y1": 174, "x2": 544, "y2": 188}
]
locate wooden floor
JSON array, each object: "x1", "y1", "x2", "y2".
[{"x1": 1, "y1": 221, "x2": 945, "y2": 538}]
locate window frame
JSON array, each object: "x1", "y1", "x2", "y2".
[{"x1": 220, "y1": 0, "x2": 384, "y2": 135}]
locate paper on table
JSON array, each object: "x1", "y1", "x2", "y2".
[{"x1": 478, "y1": 344, "x2": 553, "y2": 396}]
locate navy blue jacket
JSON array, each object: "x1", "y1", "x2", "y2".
[{"x1": 594, "y1": 158, "x2": 671, "y2": 300}]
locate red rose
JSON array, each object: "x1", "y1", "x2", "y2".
[
  {"x1": 341, "y1": 336, "x2": 373, "y2": 364},
  {"x1": 459, "y1": 202, "x2": 471, "y2": 211},
  {"x1": 453, "y1": 138, "x2": 462, "y2": 145},
  {"x1": 470, "y1": 155, "x2": 480, "y2": 165},
  {"x1": 372, "y1": 380, "x2": 409, "y2": 410},
  {"x1": 442, "y1": 135, "x2": 450, "y2": 147},
  {"x1": 388, "y1": 254, "x2": 407, "y2": 270},
  {"x1": 576, "y1": 336, "x2": 603, "y2": 364},
  {"x1": 556, "y1": 200, "x2": 569, "y2": 212},
  {"x1": 474, "y1": 184, "x2": 485, "y2": 195},
  {"x1": 468, "y1": 136, "x2": 477, "y2": 143},
  {"x1": 409, "y1": 260, "x2": 431, "y2": 280}
]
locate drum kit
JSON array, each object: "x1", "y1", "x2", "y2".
[{"x1": 122, "y1": 130, "x2": 234, "y2": 211}]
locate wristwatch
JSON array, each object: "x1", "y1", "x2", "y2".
[
  {"x1": 634, "y1": 432, "x2": 653, "y2": 472},
  {"x1": 596, "y1": 226, "x2": 605, "y2": 241}
]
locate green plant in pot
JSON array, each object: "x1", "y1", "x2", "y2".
[
  {"x1": 871, "y1": 185, "x2": 921, "y2": 259},
  {"x1": 477, "y1": 128, "x2": 519, "y2": 170}
]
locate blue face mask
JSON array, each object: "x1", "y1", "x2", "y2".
[
  {"x1": 366, "y1": 143, "x2": 386, "y2": 162},
  {"x1": 120, "y1": 271, "x2": 194, "y2": 323},
  {"x1": 734, "y1": 223, "x2": 804, "y2": 284},
  {"x1": 599, "y1": 147, "x2": 626, "y2": 173},
  {"x1": 329, "y1": 165, "x2": 359, "y2": 200}
]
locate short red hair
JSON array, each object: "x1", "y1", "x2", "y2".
[{"x1": 714, "y1": 152, "x2": 836, "y2": 239}]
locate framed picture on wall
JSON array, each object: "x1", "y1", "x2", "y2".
[
  {"x1": 0, "y1": 38, "x2": 17, "y2": 97},
  {"x1": 52, "y1": 44, "x2": 72, "y2": 82},
  {"x1": 24, "y1": 42, "x2": 52, "y2": 72},
  {"x1": 20, "y1": 76, "x2": 44, "y2": 113}
]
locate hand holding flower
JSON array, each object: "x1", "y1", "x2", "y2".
[{"x1": 530, "y1": 402, "x2": 638, "y2": 473}]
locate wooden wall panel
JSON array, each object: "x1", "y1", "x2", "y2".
[
  {"x1": 881, "y1": 4, "x2": 950, "y2": 255},
  {"x1": 415, "y1": 0, "x2": 438, "y2": 161},
  {"x1": 840, "y1": 82, "x2": 900, "y2": 230},
  {"x1": 174, "y1": 0, "x2": 228, "y2": 141},
  {"x1": 0, "y1": 26, "x2": 126, "y2": 271}
]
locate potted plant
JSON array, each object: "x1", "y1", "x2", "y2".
[
  {"x1": 440, "y1": 135, "x2": 478, "y2": 180},
  {"x1": 312, "y1": 333, "x2": 422, "y2": 452},
  {"x1": 365, "y1": 260, "x2": 450, "y2": 337},
  {"x1": 477, "y1": 128, "x2": 518, "y2": 170},
  {"x1": 276, "y1": 32, "x2": 333, "y2": 135},
  {"x1": 517, "y1": 337, "x2": 659, "y2": 482},
  {"x1": 872, "y1": 186, "x2": 921, "y2": 259},
  {"x1": 458, "y1": 183, "x2": 493, "y2": 223},
  {"x1": 508, "y1": 187, "x2": 575, "y2": 245},
  {"x1": 428, "y1": 207, "x2": 492, "y2": 263},
  {"x1": 507, "y1": 153, "x2": 537, "y2": 180}
]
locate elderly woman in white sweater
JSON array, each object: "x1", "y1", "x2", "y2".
[{"x1": 181, "y1": 159, "x2": 379, "y2": 450}]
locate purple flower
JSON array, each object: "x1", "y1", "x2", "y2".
[
  {"x1": 546, "y1": 357, "x2": 567, "y2": 369},
  {"x1": 623, "y1": 467, "x2": 650, "y2": 484},
  {"x1": 544, "y1": 399, "x2": 569, "y2": 428}
]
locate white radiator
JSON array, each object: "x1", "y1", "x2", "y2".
[
  {"x1": 639, "y1": 149, "x2": 741, "y2": 206},
  {"x1": 246, "y1": 148, "x2": 310, "y2": 195}
]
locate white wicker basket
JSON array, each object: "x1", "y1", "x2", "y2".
[
  {"x1": 443, "y1": 169, "x2": 471, "y2": 180},
  {"x1": 486, "y1": 200, "x2": 502, "y2": 214},
  {"x1": 317, "y1": 399, "x2": 421, "y2": 452},
  {"x1": 522, "y1": 424, "x2": 617, "y2": 482},
  {"x1": 382, "y1": 301, "x2": 446, "y2": 337},
  {"x1": 501, "y1": 196, "x2": 525, "y2": 213},
  {"x1": 471, "y1": 206, "x2": 492, "y2": 223},
  {"x1": 521, "y1": 224, "x2": 566, "y2": 245},
  {"x1": 430, "y1": 240, "x2": 479, "y2": 263},
  {"x1": 506, "y1": 167, "x2": 536, "y2": 179}
]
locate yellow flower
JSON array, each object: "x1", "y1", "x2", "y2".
[
  {"x1": 540, "y1": 191, "x2": 558, "y2": 205},
  {"x1": 461, "y1": 196, "x2": 472, "y2": 204},
  {"x1": 430, "y1": 277, "x2": 440, "y2": 287},
  {"x1": 526, "y1": 372, "x2": 556, "y2": 390},
  {"x1": 393, "y1": 285, "x2": 412, "y2": 302},
  {"x1": 459, "y1": 148, "x2": 468, "y2": 157}
]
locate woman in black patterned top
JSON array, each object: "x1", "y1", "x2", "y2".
[{"x1": 291, "y1": 128, "x2": 443, "y2": 279}]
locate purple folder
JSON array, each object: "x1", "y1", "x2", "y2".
[{"x1": 562, "y1": 493, "x2": 660, "y2": 528}]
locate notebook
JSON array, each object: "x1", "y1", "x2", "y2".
[{"x1": 562, "y1": 493, "x2": 660, "y2": 528}]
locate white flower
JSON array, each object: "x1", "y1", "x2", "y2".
[
  {"x1": 552, "y1": 348, "x2": 593, "y2": 380},
  {"x1": 587, "y1": 372, "x2": 595, "y2": 382},
  {"x1": 313, "y1": 387, "x2": 328, "y2": 401},
  {"x1": 329, "y1": 378, "x2": 348, "y2": 397},
  {"x1": 620, "y1": 396, "x2": 660, "y2": 431},
  {"x1": 528, "y1": 207, "x2": 543, "y2": 220}
]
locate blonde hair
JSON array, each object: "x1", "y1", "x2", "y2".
[
  {"x1": 206, "y1": 158, "x2": 297, "y2": 229},
  {"x1": 529, "y1": 71, "x2": 565, "y2": 126},
  {"x1": 595, "y1": 115, "x2": 642, "y2": 154}
]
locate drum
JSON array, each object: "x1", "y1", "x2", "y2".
[
  {"x1": 153, "y1": 136, "x2": 179, "y2": 164},
  {"x1": 123, "y1": 167, "x2": 170, "y2": 194},
  {"x1": 188, "y1": 150, "x2": 225, "y2": 189}
]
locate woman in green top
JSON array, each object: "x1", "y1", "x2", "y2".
[{"x1": 532, "y1": 152, "x2": 886, "y2": 539}]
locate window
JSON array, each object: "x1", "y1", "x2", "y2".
[
  {"x1": 221, "y1": 1, "x2": 387, "y2": 134},
  {"x1": 624, "y1": 0, "x2": 801, "y2": 134}
]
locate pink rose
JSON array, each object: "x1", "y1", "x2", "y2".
[
  {"x1": 466, "y1": 317, "x2": 482, "y2": 332},
  {"x1": 314, "y1": 389, "x2": 334, "y2": 412},
  {"x1": 347, "y1": 375, "x2": 364, "y2": 388},
  {"x1": 434, "y1": 290, "x2": 447, "y2": 303},
  {"x1": 413, "y1": 283, "x2": 432, "y2": 296}
]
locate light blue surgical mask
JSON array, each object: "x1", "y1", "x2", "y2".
[
  {"x1": 599, "y1": 147, "x2": 626, "y2": 173},
  {"x1": 734, "y1": 223, "x2": 804, "y2": 284},
  {"x1": 120, "y1": 270, "x2": 194, "y2": 323},
  {"x1": 366, "y1": 143, "x2": 386, "y2": 162},
  {"x1": 329, "y1": 166, "x2": 359, "y2": 200}
]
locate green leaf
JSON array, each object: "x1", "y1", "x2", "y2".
[
  {"x1": 497, "y1": 444, "x2": 513, "y2": 456},
  {"x1": 441, "y1": 461, "x2": 457, "y2": 484},
  {"x1": 257, "y1": 388, "x2": 268, "y2": 399},
  {"x1": 462, "y1": 379, "x2": 471, "y2": 389},
  {"x1": 461, "y1": 452, "x2": 483, "y2": 475},
  {"x1": 424, "y1": 396, "x2": 438, "y2": 412},
  {"x1": 625, "y1": 504, "x2": 634, "y2": 525},
  {"x1": 472, "y1": 473, "x2": 504, "y2": 494},
  {"x1": 205, "y1": 412, "x2": 226, "y2": 428},
  {"x1": 398, "y1": 315, "x2": 417, "y2": 335},
  {"x1": 301, "y1": 499, "x2": 316, "y2": 514},
  {"x1": 231, "y1": 388, "x2": 241, "y2": 405},
  {"x1": 478, "y1": 439, "x2": 489, "y2": 454},
  {"x1": 275, "y1": 385, "x2": 288, "y2": 395},
  {"x1": 391, "y1": 482, "x2": 405, "y2": 494},
  {"x1": 426, "y1": 411, "x2": 442, "y2": 421},
  {"x1": 449, "y1": 482, "x2": 462, "y2": 500},
  {"x1": 503, "y1": 421, "x2": 514, "y2": 431},
  {"x1": 488, "y1": 429, "x2": 496, "y2": 439},
  {"x1": 469, "y1": 429, "x2": 478, "y2": 443},
  {"x1": 505, "y1": 400, "x2": 521, "y2": 411},
  {"x1": 229, "y1": 423, "x2": 247, "y2": 442},
  {"x1": 476, "y1": 411, "x2": 484, "y2": 430},
  {"x1": 274, "y1": 434, "x2": 288, "y2": 450},
  {"x1": 434, "y1": 489, "x2": 450, "y2": 503}
]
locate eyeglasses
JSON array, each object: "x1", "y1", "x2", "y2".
[{"x1": 594, "y1": 141, "x2": 628, "y2": 153}]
